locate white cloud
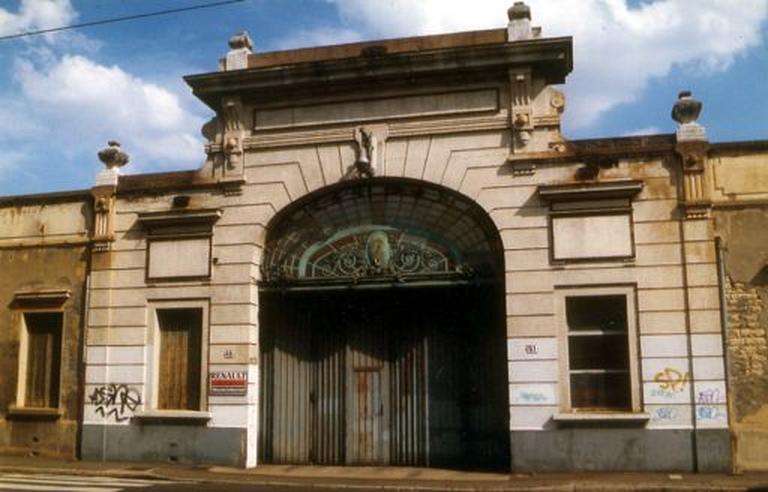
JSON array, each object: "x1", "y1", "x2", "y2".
[
  {"x1": 621, "y1": 126, "x2": 662, "y2": 137},
  {"x1": 324, "y1": 0, "x2": 768, "y2": 129},
  {"x1": 13, "y1": 54, "x2": 205, "y2": 168},
  {"x1": 0, "y1": 0, "x2": 76, "y2": 39}
]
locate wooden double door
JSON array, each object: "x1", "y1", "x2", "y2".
[{"x1": 259, "y1": 285, "x2": 509, "y2": 468}]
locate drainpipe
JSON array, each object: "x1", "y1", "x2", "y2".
[
  {"x1": 678, "y1": 218, "x2": 699, "y2": 473},
  {"x1": 75, "y1": 244, "x2": 94, "y2": 460},
  {"x1": 715, "y1": 236, "x2": 738, "y2": 474}
]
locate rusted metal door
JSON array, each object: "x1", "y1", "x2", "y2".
[
  {"x1": 345, "y1": 304, "x2": 389, "y2": 464},
  {"x1": 349, "y1": 369, "x2": 384, "y2": 463}
]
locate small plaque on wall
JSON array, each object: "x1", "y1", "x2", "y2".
[{"x1": 209, "y1": 370, "x2": 248, "y2": 396}]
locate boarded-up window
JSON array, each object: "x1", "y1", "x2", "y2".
[
  {"x1": 565, "y1": 295, "x2": 631, "y2": 411},
  {"x1": 552, "y1": 213, "x2": 633, "y2": 261},
  {"x1": 24, "y1": 312, "x2": 63, "y2": 408},
  {"x1": 157, "y1": 308, "x2": 203, "y2": 410},
  {"x1": 148, "y1": 238, "x2": 211, "y2": 280}
]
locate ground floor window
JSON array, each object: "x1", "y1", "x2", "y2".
[
  {"x1": 155, "y1": 307, "x2": 203, "y2": 410},
  {"x1": 21, "y1": 312, "x2": 63, "y2": 408},
  {"x1": 557, "y1": 286, "x2": 639, "y2": 412}
]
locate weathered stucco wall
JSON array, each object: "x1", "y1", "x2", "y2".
[
  {"x1": 0, "y1": 198, "x2": 90, "y2": 458},
  {"x1": 715, "y1": 206, "x2": 768, "y2": 471}
]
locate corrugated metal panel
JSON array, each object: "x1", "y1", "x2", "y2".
[
  {"x1": 311, "y1": 310, "x2": 345, "y2": 464},
  {"x1": 259, "y1": 287, "x2": 509, "y2": 467},
  {"x1": 391, "y1": 327, "x2": 427, "y2": 466}
]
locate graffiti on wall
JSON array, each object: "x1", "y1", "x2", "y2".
[
  {"x1": 697, "y1": 405, "x2": 726, "y2": 421},
  {"x1": 651, "y1": 367, "x2": 690, "y2": 399},
  {"x1": 653, "y1": 406, "x2": 679, "y2": 421},
  {"x1": 88, "y1": 384, "x2": 141, "y2": 422},
  {"x1": 697, "y1": 388, "x2": 723, "y2": 404}
]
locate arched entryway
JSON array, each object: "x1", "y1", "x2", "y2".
[{"x1": 258, "y1": 178, "x2": 509, "y2": 468}]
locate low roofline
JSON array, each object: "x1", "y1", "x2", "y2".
[
  {"x1": 0, "y1": 189, "x2": 91, "y2": 206},
  {"x1": 710, "y1": 139, "x2": 768, "y2": 153}
]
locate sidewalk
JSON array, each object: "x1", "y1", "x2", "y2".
[{"x1": 1, "y1": 455, "x2": 768, "y2": 491}]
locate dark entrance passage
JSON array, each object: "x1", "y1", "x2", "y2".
[
  {"x1": 257, "y1": 178, "x2": 509, "y2": 468},
  {"x1": 259, "y1": 283, "x2": 509, "y2": 468}
]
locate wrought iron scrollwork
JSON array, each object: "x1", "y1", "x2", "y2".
[{"x1": 261, "y1": 227, "x2": 472, "y2": 285}]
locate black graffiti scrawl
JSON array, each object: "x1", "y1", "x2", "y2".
[{"x1": 89, "y1": 384, "x2": 141, "y2": 422}]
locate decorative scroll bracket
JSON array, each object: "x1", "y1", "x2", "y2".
[{"x1": 203, "y1": 96, "x2": 247, "y2": 182}]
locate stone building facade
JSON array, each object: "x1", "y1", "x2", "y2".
[
  {"x1": 1, "y1": 3, "x2": 766, "y2": 473},
  {"x1": 709, "y1": 142, "x2": 768, "y2": 471},
  {"x1": 0, "y1": 191, "x2": 91, "y2": 458}
]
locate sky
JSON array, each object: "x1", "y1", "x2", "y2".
[{"x1": 0, "y1": 0, "x2": 766, "y2": 196}]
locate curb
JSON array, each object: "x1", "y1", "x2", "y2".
[
  {"x1": 0, "y1": 466, "x2": 762, "y2": 492},
  {"x1": 0, "y1": 466, "x2": 175, "y2": 482}
]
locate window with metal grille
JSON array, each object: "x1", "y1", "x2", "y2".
[
  {"x1": 23, "y1": 312, "x2": 63, "y2": 408},
  {"x1": 156, "y1": 308, "x2": 203, "y2": 410}
]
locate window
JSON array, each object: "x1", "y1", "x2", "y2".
[
  {"x1": 156, "y1": 308, "x2": 203, "y2": 410},
  {"x1": 20, "y1": 312, "x2": 63, "y2": 408},
  {"x1": 557, "y1": 287, "x2": 640, "y2": 413}
]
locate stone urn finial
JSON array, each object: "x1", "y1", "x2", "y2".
[
  {"x1": 228, "y1": 31, "x2": 253, "y2": 51},
  {"x1": 671, "y1": 90, "x2": 702, "y2": 125},
  {"x1": 508, "y1": 1, "x2": 531, "y2": 21},
  {"x1": 97, "y1": 141, "x2": 129, "y2": 170}
]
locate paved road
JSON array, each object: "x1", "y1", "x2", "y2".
[{"x1": 0, "y1": 473, "x2": 177, "y2": 492}]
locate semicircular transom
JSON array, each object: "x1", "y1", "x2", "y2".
[{"x1": 261, "y1": 178, "x2": 502, "y2": 286}]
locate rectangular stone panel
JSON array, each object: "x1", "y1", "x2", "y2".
[
  {"x1": 148, "y1": 238, "x2": 211, "y2": 280},
  {"x1": 508, "y1": 405, "x2": 556, "y2": 430},
  {"x1": 509, "y1": 383, "x2": 558, "y2": 406},
  {"x1": 640, "y1": 335, "x2": 689, "y2": 358},
  {"x1": 253, "y1": 89, "x2": 499, "y2": 130},
  {"x1": 507, "y1": 337, "x2": 557, "y2": 361},
  {"x1": 645, "y1": 404, "x2": 693, "y2": 429},
  {"x1": 551, "y1": 214, "x2": 632, "y2": 260},
  {"x1": 506, "y1": 315, "x2": 556, "y2": 337},
  {"x1": 508, "y1": 360, "x2": 558, "y2": 383}
]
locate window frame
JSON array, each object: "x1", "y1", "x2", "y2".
[
  {"x1": 146, "y1": 299, "x2": 210, "y2": 415},
  {"x1": 555, "y1": 285, "x2": 642, "y2": 415},
  {"x1": 16, "y1": 310, "x2": 64, "y2": 410}
]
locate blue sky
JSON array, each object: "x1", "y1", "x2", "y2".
[{"x1": 0, "y1": 0, "x2": 766, "y2": 196}]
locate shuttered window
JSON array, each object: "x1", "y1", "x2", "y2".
[
  {"x1": 157, "y1": 308, "x2": 203, "y2": 410},
  {"x1": 23, "y1": 312, "x2": 63, "y2": 408}
]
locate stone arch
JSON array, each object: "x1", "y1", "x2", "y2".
[{"x1": 257, "y1": 177, "x2": 510, "y2": 468}]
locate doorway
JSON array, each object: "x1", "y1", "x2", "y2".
[
  {"x1": 259, "y1": 283, "x2": 509, "y2": 468},
  {"x1": 257, "y1": 178, "x2": 510, "y2": 468}
]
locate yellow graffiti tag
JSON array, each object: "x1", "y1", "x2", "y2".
[{"x1": 653, "y1": 367, "x2": 690, "y2": 392}]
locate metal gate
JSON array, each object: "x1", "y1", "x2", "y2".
[{"x1": 259, "y1": 286, "x2": 509, "y2": 468}]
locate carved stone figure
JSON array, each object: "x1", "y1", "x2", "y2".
[{"x1": 353, "y1": 127, "x2": 376, "y2": 178}]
